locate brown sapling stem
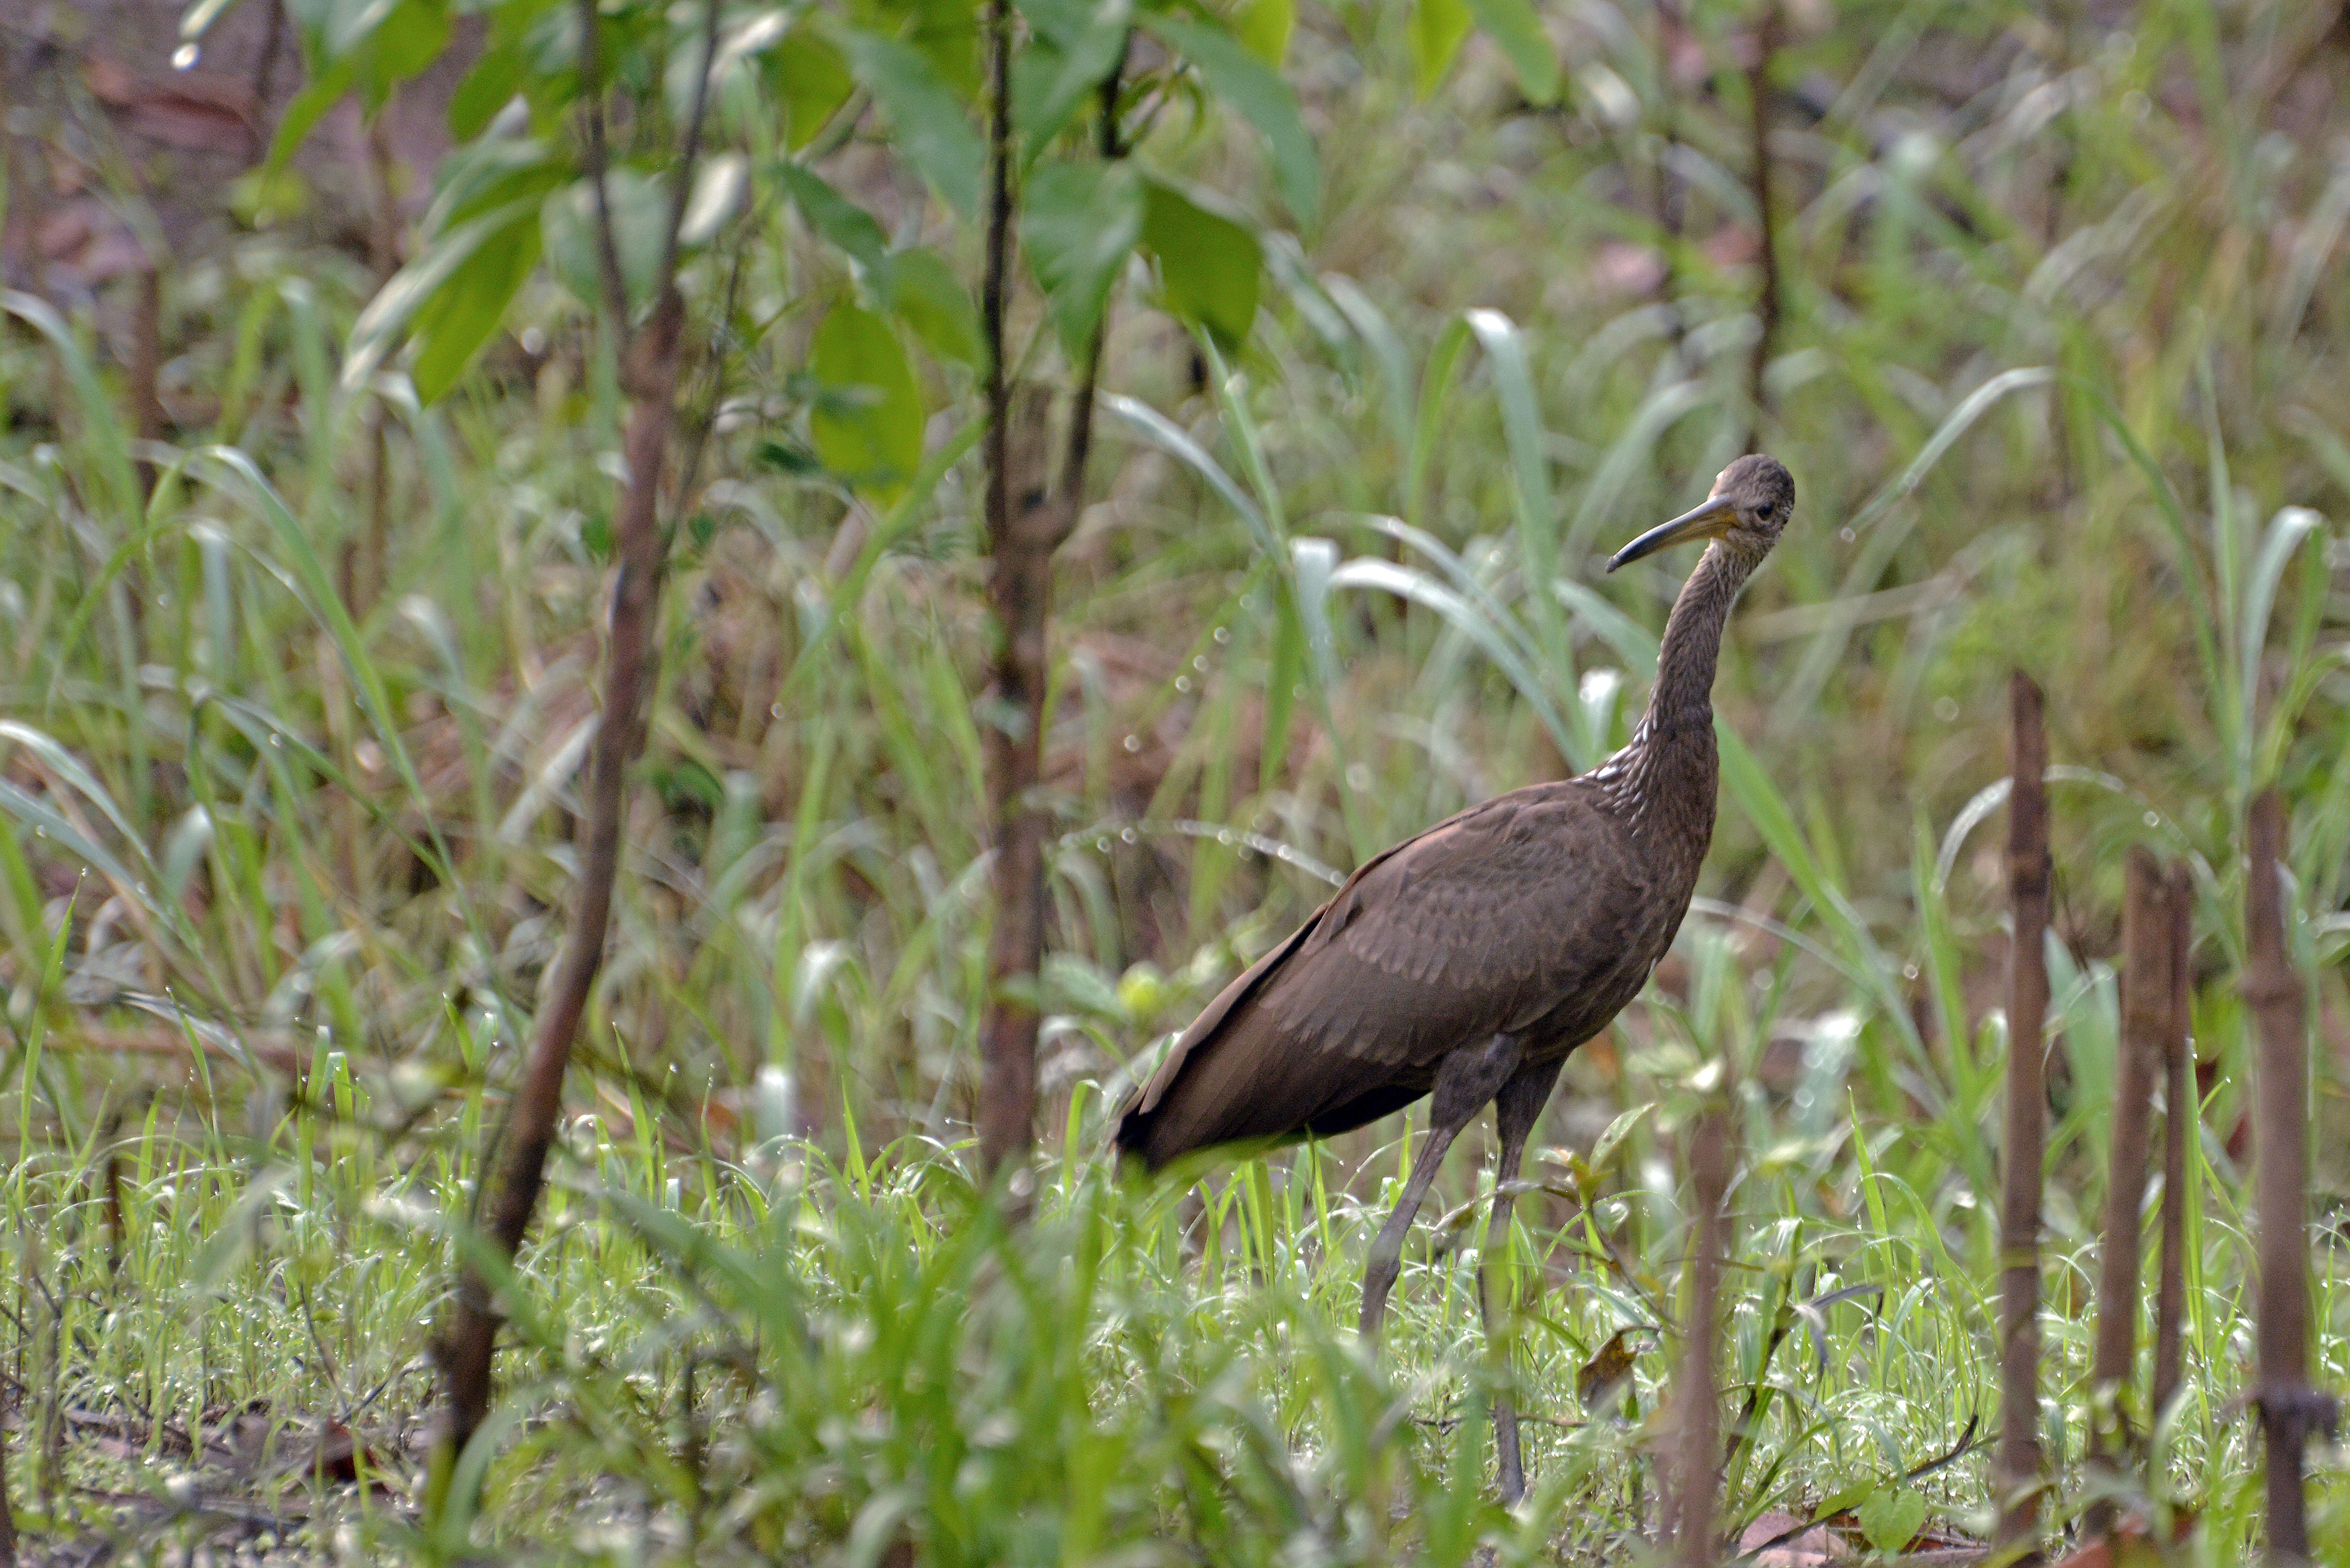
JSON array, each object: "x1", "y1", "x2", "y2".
[
  {"x1": 2243, "y1": 790, "x2": 2334, "y2": 1565},
  {"x1": 431, "y1": 0, "x2": 721, "y2": 1479},
  {"x1": 975, "y1": 17, "x2": 1126, "y2": 1182},
  {"x1": 2151, "y1": 862, "x2": 2193, "y2": 1420},
  {"x1": 2085, "y1": 845, "x2": 2168, "y2": 1534},
  {"x1": 1994, "y1": 670, "x2": 2050, "y2": 1564},
  {"x1": 1670, "y1": 1103, "x2": 1733, "y2": 1568}
]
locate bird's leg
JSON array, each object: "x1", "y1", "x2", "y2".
[
  {"x1": 1479, "y1": 1054, "x2": 1564, "y2": 1506},
  {"x1": 1360, "y1": 1034, "x2": 1525, "y2": 1341}
]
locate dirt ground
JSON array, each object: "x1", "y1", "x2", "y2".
[{"x1": 2, "y1": 0, "x2": 472, "y2": 305}]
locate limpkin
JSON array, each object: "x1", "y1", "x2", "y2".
[{"x1": 1114, "y1": 453, "x2": 1796, "y2": 1499}]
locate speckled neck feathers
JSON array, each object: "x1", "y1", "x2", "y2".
[{"x1": 1586, "y1": 540, "x2": 1759, "y2": 836}]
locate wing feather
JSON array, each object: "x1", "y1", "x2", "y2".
[{"x1": 1115, "y1": 781, "x2": 1655, "y2": 1167}]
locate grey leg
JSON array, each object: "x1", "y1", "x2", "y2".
[
  {"x1": 1480, "y1": 1054, "x2": 1563, "y2": 1504},
  {"x1": 1360, "y1": 1034, "x2": 1526, "y2": 1340}
]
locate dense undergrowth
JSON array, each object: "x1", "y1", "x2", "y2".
[{"x1": 3, "y1": 0, "x2": 2350, "y2": 1560}]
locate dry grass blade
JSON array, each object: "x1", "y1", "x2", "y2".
[{"x1": 1995, "y1": 670, "x2": 2050, "y2": 1564}]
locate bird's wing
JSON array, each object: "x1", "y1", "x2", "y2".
[
  {"x1": 1116, "y1": 783, "x2": 1653, "y2": 1162},
  {"x1": 1263, "y1": 783, "x2": 1651, "y2": 1065}
]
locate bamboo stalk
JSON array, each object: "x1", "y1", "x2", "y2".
[
  {"x1": 1994, "y1": 671, "x2": 2049, "y2": 1563},
  {"x1": 2150, "y1": 862, "x2": 2193, "y2": 1420},
  {"x1": 2243, "y1": 790, "x2": 2331, "y2": 1565},
  {"x1": 2085, "y1": 846, "x2": 2167, "y2": 1534}
]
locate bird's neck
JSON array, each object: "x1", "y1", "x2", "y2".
[{"x1": 1641, "y1": 540, "x2": 1755, "y2": 740}]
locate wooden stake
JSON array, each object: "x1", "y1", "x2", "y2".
[
  {"x1": 2150, "y1": 863, "x2": 2193, "y2": 1421},
  {"x1": 2243, "y1": 789, "x2": 2333, "y2": 1564},
  {"x1": 2085, "y1": 846, "x2": 2167, "y2": 1534},
  {"x1": 1994, "y1": 671, "x2": 2050, "y2": 1563}
]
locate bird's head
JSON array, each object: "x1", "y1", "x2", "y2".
[{"x1": 1605, "y1": 453, "x2": 1795, "y2": 573}]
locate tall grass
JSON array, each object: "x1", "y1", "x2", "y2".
[{"x1": 0, "y1": 0, "x2": 2346, "y2": 1559}]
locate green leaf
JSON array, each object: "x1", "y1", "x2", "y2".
[
  {"x1": 1858, "y1": 1486, "x2": 1927, "y2": 1554},
  {"x1": 1410, "y1": 0, "x2": 1473, "y2": 96},
  {"x1": 1022, "y1": 161, "x2": 1143, "y2": 351},
  {"x1": 773, "y1": 28, "x2": 855, "y2": 148},
  {"x1": 906, "y1": 0, "x2": 981, "y2": 95},
  {"x1": 1463, "y1": 0, "x2": 1557, "y2": 102},
  {"x1": 1234, "y1": 0, "x2": 1293, "y2": 65},
  {"x1": 680, "y1": 153, "x2": 749, "y2": 246},
  {"x1": 354, "y1": 0, "x2": 450, "y2": 108},
  {"x1": 810, "y1": 304, "x2": 924, "y2": 498},
  {"x1": 837, "y1": 28, "x2": 984, "y2": 217},
  {"x1": 667, "y1": 8, "x2": 791, "y2": 131},
  {"x1": 420, "y1": 132, "x2": 560, "y2": 236},
  {"x1": 344, "y1": 193, "x2": 541, "y2": 392},
  {"x1": 1012, "y1": 0, "x2": 1128, "y2": 148},
  {"x1": 448, "y1": 37, "x2": 523, "y2": 139},
  {"x1": 408, "y1": 209, "x2": 540, "y2": 402},
  {"x1": 267, "y1": 55, "x2": 358, "y2": 170},
  {"x1": 541, "y1": 170, "x2": 668, "y2": 315},
  {"x1": 1142, "y1": 15, "x2": 1317, "y2": 224},
  {"x1": 776, "y1": 162, "x2": 890, "y2": 277},
  {"x1": 887, "y1": 247, "x2": 983, "y2": 367},
  {"x1": 1140, "y1": 177, "x2": 1260, "y2": 347}
]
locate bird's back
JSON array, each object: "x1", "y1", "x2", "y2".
[{"x1": 1115, "y1": 773, "x2": 1703, "y2": 1169}]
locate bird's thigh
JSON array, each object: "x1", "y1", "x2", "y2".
[{"x1": 1427, "y1": 1034, "x2": 1525, "y2": 1125}]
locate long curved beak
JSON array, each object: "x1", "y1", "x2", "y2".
[{"x1": 1605, "y1": 495, "x2": 1739, "y2": 573}]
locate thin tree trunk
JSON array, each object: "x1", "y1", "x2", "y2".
[
  {"x1": 975, "y1": 13, "x2": 1122, "y2": 1182},
  {"x1": 1994, "y1": 671, "x2": 2050, "y2": 1564},
  {"x1": 1743, "y1": 2, "x2": 1781, "y2": 440},
  {"x1": 2085, "y1": 846, "x2": 2167, "y2": 1534},
  {"x1": 432, "y1": 0, "x2": 718, "y2": 1473},
  {"x1": 2150, "y1": 863, "x2": 2193, "y2": 1419},
  {"x1": 975, "y1": 0, "x2": 1038, "y2": 1180},
  {"x1": 2244, "y1": 789, "x2": 2328, "y2": 1565},
  {"x1": 435, "y1": 287, "x2": 685, "y2": 1462},
  {"x1": 1669, "y1": 1104, "x2": 1732, "y2": 1568}
]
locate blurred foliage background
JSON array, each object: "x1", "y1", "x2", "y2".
[{"x1": 0, "y1": 0, "x2": 2347, "y2": 1560}]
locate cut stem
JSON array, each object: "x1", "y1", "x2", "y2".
[
  {"x1": 2150, "y1": 863, "x2": 2194, "y2": 1418},
  {"x1": 1994, "y1": 670, "x2": 2050, "y2": 1563},
  {"x1": 1670, "y1": 1103, "x2": 1732, "y2": 1568},
  {"x1": 2245, "y1": 789, "x2": 2327, "y2": 1565},
  {"x1": 2085, "y1": 845, "x2": 2167, "y2": 1534}
]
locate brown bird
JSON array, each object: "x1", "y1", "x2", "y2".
[{"x1": 1114, "y1": 453, "x2": 1796, "y2": 1500}]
